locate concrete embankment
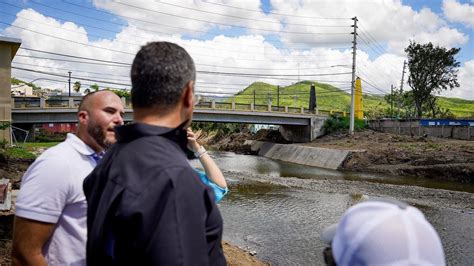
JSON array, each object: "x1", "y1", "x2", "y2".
[{"x1": 247, "y1": 141, "x2": 354, "y2": 170}]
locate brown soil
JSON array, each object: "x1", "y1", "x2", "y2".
[
  {"x1": 223, "y1": 241, "x2": 269, "y2": 266},
  {"x1": 196, "y1": 129, "x2": 256, "y2": 154},
  {"x1": 303, "y1": 129, "x2": 474, "y2": 183},
  {"x1": 200, "y1": 128, "x2": 474, "y2": 183}
]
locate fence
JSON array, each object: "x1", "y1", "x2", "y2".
[{"x1": 368, "y1": 119, "x2": 473, "y2": 140}]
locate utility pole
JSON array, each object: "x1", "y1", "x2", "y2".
[
  {"x1": 349, "y1": 16, "x2": 358, "y2": 134},
  {"x1": 390, "y1": 84, "x2": 394, "y2": 118},
  {"x1": 68, "y1": 71, "x2": 72, "y2": 97},
  {"x1": 253, "y1": 89, "x2": 256, "y2": 107},
  {"x1": 398, "y1": 60, "x2": 406, "y2": 117},
  {"x1": 277, "y1": 85, "x2": 280, "y2": 110}
]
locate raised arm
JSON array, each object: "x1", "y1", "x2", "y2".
[{"x1": 187, "y1": 128, "x2": 227, "y2": 188}]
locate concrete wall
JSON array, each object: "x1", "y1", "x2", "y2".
[
  {"x1": 0, "y1": 37, "x2": 21, "y2": 145},
  {"x1": 250, "y1": 141, "x2": 350, "y2": 170},
  {"x1": 279, "y1": 116, "x2": 327, "y2": 143},
  {"x1": 368, "y1": 120, "x2": 474, "y2": 140}
]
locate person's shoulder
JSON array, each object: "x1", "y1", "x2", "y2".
[
  {"x1": 123, "y1": 136, "x2": 187, "y2": 165},
  {"x1": 41, "y1": 134, "x2": 90, "y2": 159},
  {"x1": 33, "y1": 140, "x2": 71, "y2": 161}
]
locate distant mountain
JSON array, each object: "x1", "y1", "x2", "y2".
[{"x1": 233, "y1": 80, "x2": 474, "y2": 118}]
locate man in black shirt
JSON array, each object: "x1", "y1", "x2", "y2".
[{"x1": 83, "y1": 42, "x2": 226, "y2": 265}]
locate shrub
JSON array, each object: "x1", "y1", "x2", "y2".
[{"x1": 323, "y1": 114, "x2": 366, "y2": 134}]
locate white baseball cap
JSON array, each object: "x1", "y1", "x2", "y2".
[{"x1": 320, "y1": 198, "x2": 446, "y2": 266}]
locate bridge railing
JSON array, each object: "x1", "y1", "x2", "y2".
[{"x1": 11, "y1": 97, "x2": 347, "y2": 116}]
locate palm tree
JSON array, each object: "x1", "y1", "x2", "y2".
[{"x1": 73, "y1": 81, "x2": 81, "y2": 93}]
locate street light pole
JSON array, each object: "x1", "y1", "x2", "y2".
[
  {"x1": 68, "y1": 71, "x2": 72, "y2": 97},
  {"x1": 350, "y1": 17, "x2": 358, "y2": 135}
]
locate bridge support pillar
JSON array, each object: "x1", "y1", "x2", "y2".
[
  {"x1": 279, "y1": 117, "x2": 327, "y2": 142},
  {"x1": 250, "y1": 103, "x2": 254, "y2": 111},
  {"x1": 267, "y1": 104, "x2": 271, "y2": 112},
  {"x1": 284, "y1": 106, "x2": 288, "y2": 113},
  {"x1": 0, "y1": 37, "x2": 21, "y2": 145},
  {"x1": 68, "y1": 98, "x2": 74, "y2": 108},
  {"x1": 40, "y1": 98, "x2": 46, "y2": 108},
  {"x1": 211, "y1": 100, "x2": 216, "y2": 109},
  {"x1": 231, "y1": 100, "x2": 235, "y2": 110}
]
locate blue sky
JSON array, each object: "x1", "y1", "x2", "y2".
[{"x1": 0, "y1": 0, "x2": 472, "y2": 99}]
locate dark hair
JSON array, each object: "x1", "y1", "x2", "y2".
[{"x1": 131, "y1": 42, "x2": 196, "y2": 109}]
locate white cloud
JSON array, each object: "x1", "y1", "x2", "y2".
[
  {"x1": 441, "y1": 60, "x2": 474, "y2": 100},
  {"x1": 442, "y1": 0, "x2": 474, "y2": 28},
  {"x1": 2, "y1": 1, "x2": 473, "y2": 102}
]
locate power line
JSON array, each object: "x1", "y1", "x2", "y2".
[
  {"x1": 12, "y1": 67, "x2": 132, "y2": 87},
  {"x1": 110, "y1": 1, "x2": 351, "y2": 35},
  {"x1": 357, "y1": 68, "x2": 387, "y2": 93},
  {"x1": 15, "y1": 55, "x2": 131, "y2": 67},
  {"x1": 19, "y1": 47, "x2": 352, "y2": 71},
  {"x1": 358, "y1": 77, "x2": 387, "y2": 95},
  {"x1": 14, "y1": 62, "x2": 352, "y2": 89},
  {"x1": 5, "y1": 21, "x2": 351, "y2": 64},
  {"x1": 114, "y1": 0, "x2": 351, "y2": 28},
  {"x1": 2, "y1": 8, "x2": 353, "y2": 60},
  {"x1": 19, "y1": 47, "x2": 130, "y2": 65},
  {"x1": 15, "y1": 48, "x2": 353, "y2": 78},
  {"x1": 199, "y1": 0, "x2": 352, "y2": 20},
  {"x1": 16, "y1": 1, "x2": 351, "y2": 49}
]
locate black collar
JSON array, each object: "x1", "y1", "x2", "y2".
[{"x1": 115, "y1": 122, "x2": 189, "y2": 152}]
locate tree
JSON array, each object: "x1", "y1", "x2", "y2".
[
  {"x1": 90, "y1": 83, "x2": 99, "y2": 92},
  {"x1": 405, "y1": 41, "x2": 460, "y2": 118},
  {"x1": 73, "y1": 81, "x2": 81, "y2": 93}
]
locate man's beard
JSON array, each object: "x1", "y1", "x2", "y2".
[{"x1": 87, "y1": 122, "x2": 112, "y2": 150}]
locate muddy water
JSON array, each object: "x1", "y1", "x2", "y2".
[{"x1": 192, "y1": 152, "x2": 474, "y2": 265}]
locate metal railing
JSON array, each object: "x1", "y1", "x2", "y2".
[{"x1": 11, "y1": 97, "x2": 347, "y2": 116}]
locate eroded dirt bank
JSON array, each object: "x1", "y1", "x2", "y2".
[
  {"x1": 201, "y1": 129, "x2": 474, "y2": 183},
  {"x1": 304, "y1": 130, "x2": 474, "y2": 183}
]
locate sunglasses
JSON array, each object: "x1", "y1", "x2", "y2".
[{"x1": 323, "y1": 247, "x2": 336, "y2": 266}]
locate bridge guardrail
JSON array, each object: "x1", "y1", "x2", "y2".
[{"x1": 11, "y1": 97, "x2": 346, "y2": 116}]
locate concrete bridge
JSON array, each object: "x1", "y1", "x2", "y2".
[{"x1": 11, "y1": 98, "x2": 342, "y2": 142}]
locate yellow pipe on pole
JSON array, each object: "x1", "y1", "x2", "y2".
[{"x1": 355, "y1": 77, "x2": 363, "y2": 120}]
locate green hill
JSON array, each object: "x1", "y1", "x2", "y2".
[{"x1": 232, "y1": 80, "x2": 474, "y2": 118}]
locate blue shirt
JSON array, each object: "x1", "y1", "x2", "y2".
[{"x1": 194, "y1": 169, "x2": 228, "y2": 202}]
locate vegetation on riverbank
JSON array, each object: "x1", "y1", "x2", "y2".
[{"x1": 0, "y1": 142, "x2": 59, "y2": 161}]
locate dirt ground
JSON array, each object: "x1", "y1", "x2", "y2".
[
  {"x1": 303, "y1": 130, "x2": 474, "y2": 183},
  {"x1": 202, "y1": 128, "x2": 474, "y2": 183},
  {"x1": 223, "y1": 241, "x2": 269, "y2": 266}
]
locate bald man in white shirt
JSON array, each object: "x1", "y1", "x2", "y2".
[{"x1": 12, "y1": 91, "x2": 124, "y2": 266}]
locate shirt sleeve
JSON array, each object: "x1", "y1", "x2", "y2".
[
  {"x1": 194, "y1": 168, "x2": 228, "y2": 203},
  {"x1": 15, "y1": 155, "x2": 71, "y2": 223}
]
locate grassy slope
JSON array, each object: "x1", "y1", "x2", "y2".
[{"x1": 232, "y1": 81, "x2": 473, "y2": 118}]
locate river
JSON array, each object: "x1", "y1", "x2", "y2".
[{"x1": 192, "y1": 152, "x2": 474, "y2": 265}]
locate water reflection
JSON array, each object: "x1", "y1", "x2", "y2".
[
  {"x1": 220, "y1": 180, "x2": 352, "y2": 265},
  {"x1": 219, "y1": 179, "x2": 474, "y2": 265},
  {"x1": 192, "y1": 151, "x2": 474, "y2": 193},
  {"x1": 191, "y1": 152, "x2": 474, "y2": 265}
]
